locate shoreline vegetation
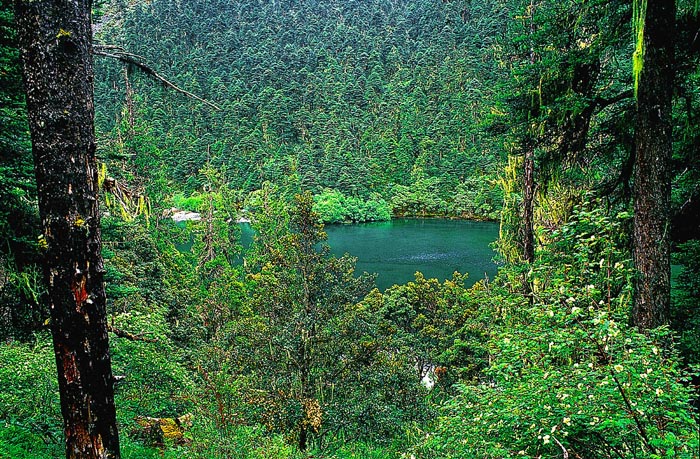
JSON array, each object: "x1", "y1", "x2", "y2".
[{"x1": 169, "y1": 187, "x2": 501, "y2": 225}]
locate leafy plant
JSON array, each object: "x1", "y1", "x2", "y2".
[{"x1": 423, "y1": 204, "x2": 700, "y2": 458}]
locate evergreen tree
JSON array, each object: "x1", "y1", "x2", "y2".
[
  {"x1": 14, "y1": 1, "x2": 120, "y2": 456},
  {"x1": 631, "y1": 0, "x2": 675, "y2": 329}
]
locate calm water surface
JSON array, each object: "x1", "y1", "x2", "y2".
[{"x1": 323, "y1": 219, "x2": 499, "y2": 290}]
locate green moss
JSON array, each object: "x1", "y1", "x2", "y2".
[{"x1": 633, "y1": 0, "x2": 647, "y2": 99}]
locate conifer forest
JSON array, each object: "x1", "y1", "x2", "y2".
[{"x1": 1, "y1": 0, "x2": 700, "y2": 457}]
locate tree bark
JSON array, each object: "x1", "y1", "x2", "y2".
[
  {"x1": 523, "y1": 144, "x2": 535, "y2": 264},
  {"x1": 632, "y1": 0, "x2": 675, "y2": 329},
  {"x1": 14, "y1": 1, "x2": 121, "y2": 457},
  {"x1": 522, "y1": 0, "x2": 536, "y2": 266}
]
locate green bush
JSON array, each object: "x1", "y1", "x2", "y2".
[
  {"x1": 448, "y1": 177, "x2": 503, "y2": 221},
  {"x1": 182, "y1": 423, "x2": 301, "y2": 459},
  {"x1": 0, "y1": 337, "x2": 63, "y2": 456},
  {"x1": 422, "y1": 206, "x2": 700, "y2": 458},
  {"x1": 364, "y1": 196, "x2": 393, "y2": 221},
  {"x1": 0, "y1": 424, "x2": 63, "y2": 459},
  {"x1": 672, "y1": 239, "x2": 700, "y2": 367},
  {"x1": 172, "y1": 192, "x2": 206, "y2": 212},
  {"x1": 313, "y1": 189, "x2": 392, "y2": 223},
  {"x1": 313, "y1": 189, "x2": 346, "y2": 223},
  {"x1": 390, "y1": 175, "x2": 447, "y2": 217}
]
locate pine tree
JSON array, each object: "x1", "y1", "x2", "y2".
[
  {"x1": 14, "y1": 1, "x2": 121, "y2": 457},
  {"x1": 632, "y1": 0, "x2": 675, "y2": 329}
]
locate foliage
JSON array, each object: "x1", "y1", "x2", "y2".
[
  {"x1": 172, "y1": 192, "x2": 206, "y2": 213},
  {"x1": 92, "y1": 0, "x2": 506, "y2": 220},
  {"x1": 0, "y1": 424, "x2": 63, "y2": 459},
  {"x1": 194, "y1": 192, "x2": 427, "y2": 450},
  {"x1": 0, "y1": 337, "x2": 62, "y2": 452},
  {"x1": 313, "y1": 189, "x2": 391, "y2": 223},
  {"x1": 3, "y1": 0, "x2": 700, "y2": 457},
  {"x1": 0, "y1": 1, "x2": 44, "y2": 341},
  {"x1": 423, "y1": 204, "x2": 700, "y2": 458},
  {"x1": 494, "y1": 0, "x2": 700, "y2": 257},
  {"x1": 671, "y1": 239, "x2": 700, "y2": 367},
  {"x1": 99, "y1": 218, "x2": 197, "y2": 445},
  {"x1": 363, "y1": 272, "x2": 490, "y2": 391},
  {"x1": 0, "y1": 333, "x2": 189, "y2": 459},
  {"x1": 390, "y1": 174, "x2": 446, "y2": 217},
  {"x1": 448, "y1": 176, "x2": 503, "y2": 221},
  {"x1": 312, "y1": 189, "x2": 345, "y2": 223},
  {"x1": 177, "y1": 423, "x2": 300, "y2": 459}
]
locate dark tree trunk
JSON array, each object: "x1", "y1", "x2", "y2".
[
  {"x1": 632, "y1": 0, "x2": 675, "y2": 329},
  {"x1": 14, "y1": 1, "x2": 121, "y2": 457},
  {"x1": 298, "y1": 425, "x2": 308, "y2": 452}
]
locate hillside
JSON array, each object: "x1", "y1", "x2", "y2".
[{"x1": 93, "y1": 0, "x2": 508, "y2": 221}]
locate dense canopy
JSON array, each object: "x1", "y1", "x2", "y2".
[{"x1": 1, "y1": 0, "x2": 698, "y2": 457}]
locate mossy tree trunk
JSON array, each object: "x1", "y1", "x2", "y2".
[
  {"x1": 632, "y1": 0, "x2": 675, "y2": 329},
  {"x1": 522, "y1": 0, "x2": 537, "y2": 267},
  {"x1": 523, "y1": 144, "x2": 535, "y2": 264},
  {"x1": 14, "y1": 1, "x2": 121, "y2": 457}
]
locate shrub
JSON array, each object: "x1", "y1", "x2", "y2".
[
  {"x1": 423, "y1": 205, "x2": 700, "y2": 458},
  {"x1": 0, "y1": 337, "x2": 62, "y2": 454},
  {"x1": 313, "y1": 189, "x2": 392, "y2": 223}
]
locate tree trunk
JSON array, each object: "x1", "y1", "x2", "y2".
[
  {"x1": 298, "y1": 424, "x2": 308, "y2": 452},
  {"x1": 14, "y1": 1, "x2": 121, "y2": 457},
  {"x1": 632, "y1": 0, "x2": 675, "y2": 329},
  {"x1": 522, "y1": 0, "x2": 536, "y2": 266},
  {"x1": 523, "y1": 144, "x2": 535, "y2": 264}
]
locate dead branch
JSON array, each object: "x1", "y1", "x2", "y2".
[
  {"x1": 107, "y1": 324, "x2": 157, "y2": 343},
  {"x1": 102, "y1": 176, "x2": 150, "y2": 222},
  {"x1": 552, "y1": 435, "x2": 569, "y2": 459},
  {"x1": 93, "y1": 47, "x2": 222, "y2": 111}
]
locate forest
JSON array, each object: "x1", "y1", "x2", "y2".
[{"x1": 1, "y1": 0, "x2": 699, "y2": 457}]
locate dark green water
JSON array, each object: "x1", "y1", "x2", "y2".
[
  {"x1": 187, "y1": 218, "x2": 499, "y2": 290},
  {"x1": 323, "y1": 219, "x2": 499, "y2": 290}
]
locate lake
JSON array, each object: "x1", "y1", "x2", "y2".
[
  {"x1": 323, "y1": 219, "x2": 499, "y2": 290},
  {"x1": 194, "y1": 218, "x2": 499, "y2": 290}
]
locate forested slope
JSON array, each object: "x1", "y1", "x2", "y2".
[{"x1": 93, "y1": 0, "x2": 507, "y2": 220}]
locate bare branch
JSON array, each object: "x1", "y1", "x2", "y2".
[
  {"x1": 93, "y1": 49, "x2": 222, "y2": 111},
  {"x1": 552, "y1": 435, "x2": 569, "y2": 459},
  {"x1": 93, "y1": 44, "x2": 125, "y2": 51},
  {"x1": 107, "y1": 324, "x2": 158, "y2": 343}
]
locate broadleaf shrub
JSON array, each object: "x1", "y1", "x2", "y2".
[{"x1": 422, "y1": 205, "x2": 700, "y2": 458}]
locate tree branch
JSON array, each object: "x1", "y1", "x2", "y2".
[
  {"x1": 93, "y1": 48, "x2": 222, "y2": 111},
  {"x1": 551, "y1": 435, "x2": 569, "y2": 459},
  {"x1": 593, "y1": 89, "x2": 634, "y2": 109},
  {"x1": 107, "y1": 324, "x2": 157, "y2": 343}
]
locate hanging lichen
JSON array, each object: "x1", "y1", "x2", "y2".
[
  {"x1": 98, "y1": 163, "x2": 151, "y2": 225},
  {"x1": 633, "y1": 0, "x2": 648, "y2": 99},
  {"x1": 495, "y1": 154, "x2": 522, "y2": 263},
  {"x1": 97, "y1": 162, "x2": 107, "y2": 189}
]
